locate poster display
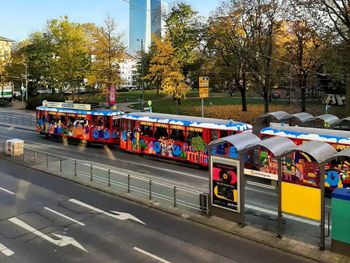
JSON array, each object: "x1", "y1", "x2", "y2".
[
  {"x1": 211, "y1": 156, "x2": 240, "y2": 213},
  {"x1": 108, "y1": 85, "x2": 116, "y2": 106}
]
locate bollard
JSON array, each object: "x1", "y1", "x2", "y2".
[
  {"x1": 59, "y1": 157, "x2": 62, "y2": 173},
  {"x1": 90, "y1": 164, "x2": 93, "y2": 181},
  {"x1": 107, "y1": 169, "x2": 111, "y2": 187},
  {"x1": 149, "y1": 180, "x2": 152, "y2": 200},
  {"x1": 33, "y1": 151, "x2": 36, "y2": 163},
  {"x1": 46, "y1": 154, "x2": 49, "y2": 168},
  {"x1": 173, "y1": 186, "x2": 177, "y2": 207},
  {"x1": 74, "y1": 160, "x2": 77, "y2": 176},
  {"x1": 127, "y1": 174, "x2": 130, "y2": 193}
]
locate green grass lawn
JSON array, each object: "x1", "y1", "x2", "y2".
[
  {"x1": 81, "y1": 89, "x2": 167, "y2": 104},
  {"x1": 146, "y1": 96, "x2": 288, "y2": 114}
]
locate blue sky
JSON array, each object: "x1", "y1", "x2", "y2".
[{"x1": 0, "y1": 0, "x2": 221, "y2": 43}]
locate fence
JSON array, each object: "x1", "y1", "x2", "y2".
[
  {"x1": 0, "y1": 141, "x2": 208, "y2": 214},
  {"x1": 0, "y1": 114, "x2": 36, "y2": 127}
]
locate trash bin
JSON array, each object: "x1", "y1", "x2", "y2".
[{"x1": 331, "y1": 187, "x2": 350, "y2": 256}]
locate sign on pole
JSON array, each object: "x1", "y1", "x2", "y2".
[
  {"x1": 199, "y1": 88, "x2": 209, "y2": 98},
  {"x1": 199, "y1": 76, "x2": 209, "y2": 88}
]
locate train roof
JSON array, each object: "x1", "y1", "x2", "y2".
[
  {"x1": 261, "y1": 124, "x2": 350, "y2": 145},
  {"x1": 36, "y1": 106, "x2": 124, "y2": 116},
  {"x1": 122, "y1": 112, "x2": 252, "y2": 131}
]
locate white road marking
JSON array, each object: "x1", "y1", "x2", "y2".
[
  {"x1": 0, "y1": 187, "x2": 15, "y2": 195},
  {"x1": 8, "y1": 217, "x2": 87, "y2": 252},
  {"x1": 0, "y1": 243, "x2": 14, "y2": 256},
  {"x1": 133, "y1": 247, "x2": 171, "y2": 263},
  {"x1": 68, "y1": 198, "x2": 145, "y2": 225},
  {"x1": 44, "y1": 207, "x2": 85, "y2": 226}
]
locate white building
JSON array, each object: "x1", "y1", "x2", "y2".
[{"x1": 119, "y1": 52, "x2": 138, "y2": 89}]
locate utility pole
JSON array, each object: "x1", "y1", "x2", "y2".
[
  {"x1": 138, "y1": 39, "x2": 145, "y2": 112},
  {"x1": 25, "y1": 63, "x2": 28, "y2": 101}
]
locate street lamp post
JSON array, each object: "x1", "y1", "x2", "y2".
[
  {"x1": 25, "y1": 63, "x2": 28, "y2": 101},
  {"x1": 137, "y1": 39, "x2": 145, "y2": 112}
]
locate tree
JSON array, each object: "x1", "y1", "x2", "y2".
[
  {"x1": 48, "y1": 16, "x2": 91, "y2": 97},
  {"x1": 86, "y1": 17, "x2": 125, "y2": 95},
  {"x1": 206, "y1": 5, "x2": 251, "y2": 111},
  {"x1": 24, "y1": 32, "x2": 56, "y2": 94},
  {"x1": 296, "y1": 0, "x2": 350, "y2": 113},
  {"x1": 165, "y1": 3, "x2": 202, "y2": 85},
  {"x1": 145, "y1": 35, "x2": 191, "y2": 111}
]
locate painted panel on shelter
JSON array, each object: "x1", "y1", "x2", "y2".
[{"x1": 281, "y1": 182, "x2": 321, "y2": 221}]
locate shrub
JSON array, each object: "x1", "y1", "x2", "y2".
[{"x1": 26, "y1": 94, "x2": 66, "y2": 110}]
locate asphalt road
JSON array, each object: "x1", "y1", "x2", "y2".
[{"x1": 0, "y1": 159, "x2": 317, "y2": 263}]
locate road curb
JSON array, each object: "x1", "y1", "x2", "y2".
[
  {"x1": 1, "y1": 157, "x2": 348, "y2": 263},
  {"x1": 0, "y1": 123, "x2": 35, "y2": 132}
]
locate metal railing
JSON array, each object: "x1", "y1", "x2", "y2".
[
  {"x1": 0, "y1": 114, "x2": 36, "y2": 127},
  {"x1": 0, "y1": 141, "x2": 208, "y2": 213}
]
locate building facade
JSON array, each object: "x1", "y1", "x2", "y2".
[
  {"x1": 0, "y1": 36, "x2": 14, "y2": 62},
  {"x1": 129, "y1": 0, "x2": 167, "y2": 55},
  {"x1": 119, "y1": 52, "x2": 138, "y2": 88}
]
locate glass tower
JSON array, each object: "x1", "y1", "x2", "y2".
[{"x1": 129, "y1": 0, "x2": 167, "y2": 55}]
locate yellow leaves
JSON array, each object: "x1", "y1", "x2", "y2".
[{"x1": 146, "y1": 35, "x2": 191, "y2": 98}]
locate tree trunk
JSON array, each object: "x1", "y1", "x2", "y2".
[
  {"x1": 264, "y1": 88, "x2": 269, "y2": 113},
  {"x1": 301, "y1": 87, "x2": 306, "y2": 112},
  {"x1": 240, "y1": 87, "x2": 247, "y2": 112},
  {"x1": 345, "y1": 45, "x2": 350, "y2": 115}
]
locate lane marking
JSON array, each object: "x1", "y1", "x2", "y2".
[
  {"x1": 133, "y1": 247, "x2": 171, "y2": 263},
  {"x1": 44, "y1": 207, "x2": 85, "y2": 226},
  {"x1": 0, "y1": 187, "x2": 15, "y2": 195},
  {"x1": 8, "y1": 217, "x2": 87, "y2": 252},
  {"x1": 0, "y1": 243, "x2": 14, "y2": 256},
  {"x1": 68, "y1": 199, "x2": 145, "y2": 225}
]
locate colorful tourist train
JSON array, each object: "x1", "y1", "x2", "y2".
[
  {"x1": 36, "y1": 102, "x2": 252, "y2": 167},
  {"x1": 36, "y1": 102, "x2": 124, "y2": 145},
  {"x1": 259, "y1": 124, "x2": 350, "y2": 190},
  {"x1": 36, "y1": 102, "x2": 350, "y2": 191}
]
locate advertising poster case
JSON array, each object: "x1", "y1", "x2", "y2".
[{"x1": 211, "y1": 156, "x2": 240, "y2": 213}]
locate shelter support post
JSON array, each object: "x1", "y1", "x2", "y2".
[
  {"x1": 277, "y1": 158, "x2": 283, "y2": 238},
  {"x1": 320, "y1": 164, "x2": 326, "y2": 251},
  {"x1": 239, "y1": 155, "x2": 245, "y2": 226}
]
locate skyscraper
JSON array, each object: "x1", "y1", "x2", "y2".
[{"x1": 129, "y1": 0, "x2": 167, "y2": 55}]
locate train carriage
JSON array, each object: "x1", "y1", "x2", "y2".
[
  {"x1": 120, "y1": 112, "x2": 252, "y2": 166},
  {"x1": 36, "y1": 103, "x2": 124, "y2": 145},
  {"x1": 259, "y1": 124, "x2": 350, "y2": 190}
]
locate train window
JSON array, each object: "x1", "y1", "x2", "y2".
[
  {"x1": 187, "y1": 130, "x2": 203, "y2": 142},
  {"x1": 170, "y1": 128, "x2": 185, "y2": 142},
  {"x1": 141, "y1": 125, "x2": 153, "y2": 136},
  {"x1": 220, "y1": 130, "x2": 228, "y2": 138},
  {"x1": 210, "y1": 130, "x2": 218, "y2": 141},
  {"x1": 105, "y1": 117, "x2": 110, "y2": 129},
  {"x1": 154, "y1": 127, "x2": 168, "y2": 139},
  {"x1": 113, "y1": 119, "x2": 120, "y2": 129}
]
